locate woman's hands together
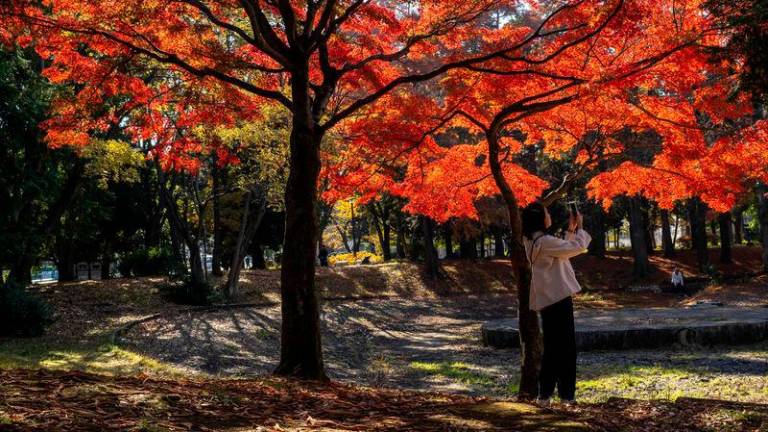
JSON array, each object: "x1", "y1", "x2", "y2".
[{"x1": 569, "y1": 210, "x2": 583, "y2": 233}]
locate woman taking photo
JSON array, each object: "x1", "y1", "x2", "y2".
[{"x1": 521, "y1": 202, "x2": 591, "y2": 403}]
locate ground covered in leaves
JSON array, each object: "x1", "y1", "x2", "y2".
[{"x1": 1, "y1": 369, "x2": 767, "y2": 432}]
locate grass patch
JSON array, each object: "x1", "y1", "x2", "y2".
[
  {"x1": 0, "y1": 338, "x2": 186, "y2": 377},
  {"x1": 410, "y1": 361, "x2": 495, "y2": 387}
]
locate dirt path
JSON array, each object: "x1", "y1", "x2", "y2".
[{"x1": 123, "y1": 295, "x2": 768, "y2": 402}]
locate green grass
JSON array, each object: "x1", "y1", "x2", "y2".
[
  {"x1": 0, "y1": 338, "x2": 187, "y2": 377},
  {"x1": 410, "y1": 361, "x2": 495, "y2": 387}
]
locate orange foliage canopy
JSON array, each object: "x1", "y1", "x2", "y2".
[
  {"x1": 1, "y1": 0, "x2": 765, "y2": 215},
  {"x1": 324, "y1": 0, "x2": 767, "y2": 219}
]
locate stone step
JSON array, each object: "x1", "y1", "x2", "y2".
[{"x1": 481, "y1": 306, "x2": 768, "y2": 351}]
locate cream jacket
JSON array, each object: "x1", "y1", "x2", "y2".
[{"x1": 523, "y1": 229, "x2": 591, "y2": 311}]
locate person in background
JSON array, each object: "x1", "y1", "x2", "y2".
[
  {"x1": 671, "y1": 267, "x2": 684, "y2": 290},
  {"x1": 522, "y1": 201, "x2": 591, "y2": 404},
  {"x1": 318, "y1": 244, "x2": 329, "y2": 267}
]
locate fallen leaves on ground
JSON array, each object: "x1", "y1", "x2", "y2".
[
  {"x1": 1, "y1": 369, "x2": 767, "y2": 432},
  {"x1": 0, "y1": 369, "x2": 586, "y2": 431}
]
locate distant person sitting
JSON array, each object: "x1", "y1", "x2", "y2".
[
  {"x1": 318, "y1": 245, "x2": 329, "y2": 267},
  {"x1": 671, "y1": 267, "x2": 684, "y2": 290}
]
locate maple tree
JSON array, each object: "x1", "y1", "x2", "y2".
[{"x1": 326, "y1": 0, "x2": 768, "y2": 396}]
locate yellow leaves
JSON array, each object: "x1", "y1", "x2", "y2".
[{"x1": 81, "y1": 139, "x2": 145, "y2": 188}]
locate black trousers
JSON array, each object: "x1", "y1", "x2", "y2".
[{"x1": 539, "y1": 296, "x2": 577, "y2": 400}]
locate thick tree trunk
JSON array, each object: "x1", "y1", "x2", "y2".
[
  {"x1": 274, "y1": 71, "x2": 326, "y2": 380},
  {"x1": 55, "y1": 237, "x2": 77, "y2": 282},
  {"x1": 660, "y1": 209, "x2": 675, "y2": 257},
  {"x1": 459, "y1": 238, "x2": 477, "y2": 259},
  {"x1": 758, "y1": 185, "x2": 768, "y2": 272},
  {"x1": 493, "y1": 230, "x2": 505, "y2": 257},
  {"x1": 688, "y1": 197, "x2": 709, "y2": 272},
  {"x1": 587, "y1": 204, "x2": 606, "y2": 258},
  {"x1": 8, "y1": 256, "x2": 33, "y2": 287},
  {"x1": 420, "y1": 216, "x2": 441, "y2": 279},
  {"x1": 628, "y1": 197, "x2": 651, "y2": 279},
  {"x1": 643, "y1": 203, "x2": 655, "y2": 253},
  {"x1": 733, "y1": 208, "x2": 744, "y2": 245},
  {"x1": 487, "y1": 133, "x2": 541, "y2": 400},
  {"x1": 252, "y1": 244, "x2": 266, "y2": 269},
  {"x1": 718, "y1": 212, "x2": 733, "y2": 264},
  {"x1": 187, "y1": 241, "x2": 206, "y2": 286}
]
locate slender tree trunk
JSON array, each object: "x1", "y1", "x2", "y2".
[
  {"x1": 101, "y1": 240, "x2": 113, "y2": 280},
  {"x1": 369, "y1": 203, "x2": 391, "y2": 261},
  {"x1": 395, "y1": 214, "x2": 407, "y2": 259},
  {"x1": 421, "y1": 216, "x2": 441, "y2": 279},
  {"x1": 718, "y1": 212, "x2": 733, "y2": 264},
  {"x1": 443, "y1": 222, "x2": 454, "y2": 258},
  {"x1": 758, "y1": 185, "x2": 768, "y2": 272},
  {"x1": 274, "y1": 70, "x2": 327, "y2": 380},
  {"x1": 211, "y1": 165, "x2": 225, "y2": 277},
  {"x1": 487, "y1": 132, "x2": 541, "y2": 400},
  {"x1": 493, "y1": 230, "x2": 505, "y2": 257},
  {"x1": 688, "y1": 197, "x2": 709, "y2": 272},
  {"x1": 382, "y1": 223, "x2": 391, "y2": 260},
  {"x1": 628, "y1": 196, "x2": 651, "y2": 279},
  {"x1": 225, "y1": 189, "x2": 266, "y2": 299},
  {"x1": 660, "y1": 209, "x2": 675, "y2": 257}
]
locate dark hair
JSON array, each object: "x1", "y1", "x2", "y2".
[{"x1": 522, "y1": 202, "x2": 547, "y2": 239}]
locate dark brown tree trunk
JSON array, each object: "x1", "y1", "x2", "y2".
[
  {"x1": 758, "y1": 185, "x2": 768, "y2": 272},
  {"x1": 225, "y1": 189, "x2": 266, "y2": 299},
  {"x1": 101, "y1": 241, "x2": 112, "y2": 280},
  {"x1": 274, "y1": 69, "x2": 327, "y2": 381},
  {"x1": 688, "y1": 197, "x2": 709, "y2": 272},
  {"x1": 252, "y1": 244, "x2": 266, "y2": 269},
  {"x1": 643, "y1": 203, "x2": 655, "y2": 253},
  {"x1": 459, "y1": 237, "x2": 477, "y2": 259},
  {"x1": 369, "y1": 203, "x2": 391, "y2": 261},
  {"x1": 733, "y1": 208, "x2": 744, "y2": 245},
  {"x1": 479, "y1": 232, "x2": 487, "y2": 258},
  {"x1": 8, "y1": 256, "x2": 33, "y2": 287},
  {"x1": 211, "y1": 165, "x2": 225, "y2": 277},
  {"x1": 660, "y1": 209, "x2": 675, "y2": 257},
  {"x1": 493, "y1": 230, "x2": 505, "y2": 257},
  {"x1": 718, "y1": 212, "x2": 733, "y2": 264},
  {"x1": 628, "y1": 196, "x2": 651, "y2": 279},
  {"x1": 487, "y1": 133, "x2": 541, "y2": 400},
  {"x1": 586, "y1": 204, "x2": 606, "y2": 258},
  {"x1": 421, "y1": 216, "x2": 441, "y2": 279},
  {"x1": 395, "y1": 214, "x2": 407, "y2": 259},
  {"x1": 443, "y1": 222, "x2": 454, "y2": 258}
]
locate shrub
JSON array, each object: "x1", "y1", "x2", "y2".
[
  {"x1": 328, "y1": 251, "x2": 383, "y2": 266},
  {"x1": 118, "y1": 247, "x2": 173, "y2": 277},
  {"x1": 0, "y1": 282, "x2": 52, "y2": 337},
  {"x1": 159, "y1": 276, "x2": 217, "y2": 306}
]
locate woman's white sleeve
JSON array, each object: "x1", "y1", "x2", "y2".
[{"x1": 540, "y1": 229, "x2": 592, "y2": 259}]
